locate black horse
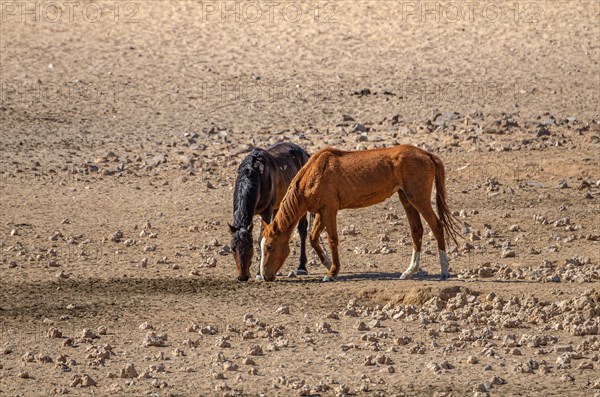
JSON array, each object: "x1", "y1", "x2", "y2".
[{"x1": 229, "y1": 142, "x2": 310, "y2": 281}]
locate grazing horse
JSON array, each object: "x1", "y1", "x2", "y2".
[
  {"x1": 229, "y1": 142, "x2": 310, "y2": 281},
  {"x1": 259, "y1": 145, "x2": 460, "y2": 282}
]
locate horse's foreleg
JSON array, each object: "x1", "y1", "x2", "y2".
[
  {"x1": 296, "y1": 215, "x2": 309, "y2": 275},
  {"x1": 309, "y1": 213, "x2": 331, "y2": 271},
  {"x1": 322, "y1": 210, "x2": 340, "y2": 282},
  {"x1": 255, "y1": 209, "x2": 274, "y2": 280}
]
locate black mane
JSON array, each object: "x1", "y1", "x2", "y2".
[{"x1": 232, "y1": 148, "x2": 268, "y2": 229}]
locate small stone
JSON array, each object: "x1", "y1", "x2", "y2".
[
  {"x1": 561, "y1": 374, "x2": 575, "y2": 382},
  {"x1": 368, "y1": 319, "x2": 381, "y2": 328},
  {"x1": 578, "y1": 361, "x2": 594, "y2": 370},
  {"x1": 223, "y1": 361, "x2": 238, "y2": 371},
  {"x1": 139, "y1": 322, "x2": 154, "y2": 330},
  {"x1": 120, "y1": 363, "x2": 138, "y2": 378},
  {"x1": 467, "y1": 355, "x2": 478, "y2": 364},
  {"x1": 325, "y1": 312, "x2": 339, "y2": 320},
  {"x1": 18, "y1": 370, "x2": 30, "y2": 379},
  {"x1": 357, "y1": 321, "x2": 369, "y2": 331},
  {"x1": 47, "y1": 327, "x2": 62, "y2": 338},
  {"x1": 316, "y1": 322, "x2": 334, "y2": 333},
  {"x1": 81, "y1": 328, "x2": 97, "y2": 339},
  {"x1": 501, "y1": 249, "x2": 515, "y2": 258},
  {"x1": 490, "y1": 375, "x2": 506, "y2": 385},
  {"x1": 276, "y1": 306, "x2": 290, "y2": 315},
  {"x1": 247, "y1": 345, "x2": 263, "y2": 356},
  {"x1": 142, "y1": 332, "x2": 167, "y2": 347},
  {"x1": 342, "y1": 225, "x2": 357, "y2": 236}
]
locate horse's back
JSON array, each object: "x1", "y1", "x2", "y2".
[
  {"x1": 301, "y1": 145, "x2": 436, "y2": 209},
  {"x1": 266, "y1": 142, "x2": 308, "y2": 161}
]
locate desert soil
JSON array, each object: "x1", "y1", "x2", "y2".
[{"x1": 0, "y1": 1, "x2": 599, "y2": 396}]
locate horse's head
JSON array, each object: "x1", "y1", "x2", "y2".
[
  {"x1": 228, "y1": 223, "x2": 254, "y2": 281},
  {"x1": 259, "y1": 220, "x2": 290, "y2": 282}
]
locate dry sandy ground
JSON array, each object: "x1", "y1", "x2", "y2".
[{"x1": 1, "y1": 1, "x2": 599, "y2": 396}]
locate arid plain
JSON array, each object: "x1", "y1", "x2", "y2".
[{"x1": 0, "y1": 1, "x2": 599, "y2": 396}]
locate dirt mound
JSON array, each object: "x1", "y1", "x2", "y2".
[{"x1": 357, "y1": 285, "x2": 479, "y2": 307}]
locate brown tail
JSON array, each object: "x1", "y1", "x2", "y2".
[{"x1": 429, "y1": 154, "x2": 461, "y2": 246}]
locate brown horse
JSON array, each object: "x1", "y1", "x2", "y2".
[
  {"x1": 229, "y1": 142, "x2": 310, "y2": 281},
  {"x1": 259, "y1": 145, "x2": 460, "y2": 282}
]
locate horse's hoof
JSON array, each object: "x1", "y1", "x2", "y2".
[
  {"x1": 440, "y1": 273, "x2": 450, "y2": 281},
  {"x1": 322, "y1": 275, "x2": 336, "y2": 282},
  {"x1": 255, "y1": 274, "x2": 263, "y2": 281},
  {"x1": 399, "y1": 272, "x2": 412, "y2": 280},
  {"x1": 295, "y1": 269, "x2": 308, "y2": 276}
]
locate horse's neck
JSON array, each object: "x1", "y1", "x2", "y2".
[
  {"x1": 273, "y1": 185, "x2": 307, "y2": 237},
  {"x1": 233, "y1": 175, "x2": 262, "y2": 227}
]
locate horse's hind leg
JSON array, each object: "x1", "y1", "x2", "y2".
[
  {"x1": 398, "y1": 190, "x2": 424, "y2": 280},
  {"x1": 295, "y1": 215, "x2": 309, "y2": 275},
  {"x1": 309, "y1": 213, "x2": 331, "y2": 272},
  {"x1": 408, "y1": 197, "x2": 450, "y2": 280}
]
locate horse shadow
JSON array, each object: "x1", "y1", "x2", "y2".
[
  {"x1": 276, "y1": 271, "x2": 443, "y2": 283},
  {"x1": 275, "y1": 271, "x2": 539, "y2": 284}
]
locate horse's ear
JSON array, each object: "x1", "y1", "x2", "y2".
[
  {"x1": 228, "y1": 223, "x2": 237, "y2": 234},
  {"x1": 247, "y1": 222, "x2": 254, "y2": 233},
  {"x1": 260, "y1": 219, "x2": 268, "y2": 231}
]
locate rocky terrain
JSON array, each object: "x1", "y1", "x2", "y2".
[{"x1": 0, "y1": 1, "x2": 599, "y2": 396}]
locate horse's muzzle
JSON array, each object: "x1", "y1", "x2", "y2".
[
  {"x1": 261, "y1": 274, "x2": 276, "y2": 282},
  {"x1": 237, "y1": 275, "x2": 250, "y2": 282}
]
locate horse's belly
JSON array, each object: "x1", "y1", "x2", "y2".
[{"x1": 342, "y1": 186, "x2": 399, "y2": 209}]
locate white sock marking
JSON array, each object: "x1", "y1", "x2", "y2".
[
  {"x1": 410, "y1": 250, "x2": 421, "y2": 272},
  {"x1": 400, "y1": 249, "x2": 421, "y2": 279},
  {"x1": 439, "y1": 250, "x2": 449, "y2": 275},
  {"x1": 439, "y1": 250, "x2": 449, "y2": 267},
  {"x1": 259, "y1": 239, "x2": 266, "y2": 278}
]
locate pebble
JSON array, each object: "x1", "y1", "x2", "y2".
[
  {"x1": 357, "y1": 321, "x2": 369, "y2": 331},
  {"x1": 70, "y1": 374, "x2": 96, "y2": 387},
  {"x1": 47, "y1": 328, "x2": 62, "y2": 338},
  {"x1": 120, "y1": 363, "x2": 138, "y2": 378},
  {"x1": 18, "y1": 370, "x2": 30, "y2": 379},
  {"x1": 342, "y1": 225, "x2": 357, "y2": 236},
  {"x1": 142, "y1": 332, "x2": 167, "y2": 347},
  {"x1": 247, "y1": 345, "x2": 263, "y2": 356},
  {"x1": 139, "y1": 322, "x2": 154, "y2": 330},
  {"x1": 276, "y1": 306, "x2": 290, "y2": 315}
]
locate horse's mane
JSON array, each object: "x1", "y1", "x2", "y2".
[
  {"x1": 232, "y1": 149, "x2": 266, "y2": 228},
  {"x1": 272, "y1": 178, "x2": 302, "y2": 233}
]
